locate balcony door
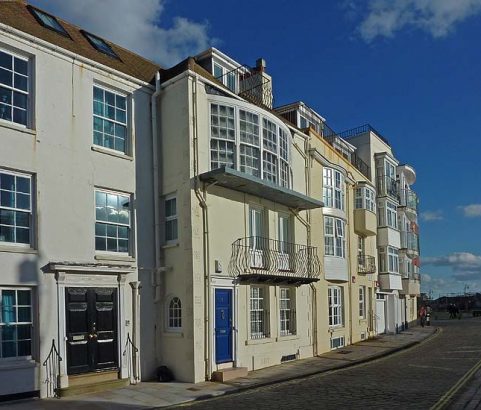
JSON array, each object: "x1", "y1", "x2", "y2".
[
  {"x1": 249, "y1": 207, "x2": 265, "y2": 268},
  {"x1": 278, "y1": 214, "x2": 291, "y2": 271}
]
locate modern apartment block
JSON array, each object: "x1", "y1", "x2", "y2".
[
  {"x1": 0, "y1": 0, "x2": 158, "y2": 398},
  {"x1": 0, "y1": 0, "x2": 421, "y2": 400}
]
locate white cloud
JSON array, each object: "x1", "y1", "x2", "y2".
[
  {"x1": 358, "y1": 0, "x2": 481, "y2": 42},
  {"x1": 459, "y1": 204, "x2": 481, "y2": 217},
  {"x1": 420, "y1": 210, "x2": 443, "y2": 221},
  {"x1": 424, "y1": 252, "x2": 481, "y2": 281},
  {"x1": 31, "y1": 0, "x2": 214, "y2": 66}
]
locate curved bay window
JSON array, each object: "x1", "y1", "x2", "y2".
[
  {"x1": 210, "y1": 102, "x2": 291, "y2": 188},
  {"x1": 323, "y1": 168, "x2": 345, "y2": 211}
]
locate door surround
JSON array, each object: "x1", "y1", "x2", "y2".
[{"x1": 44, "y1": 262, "x2": 135, "y2": 389}]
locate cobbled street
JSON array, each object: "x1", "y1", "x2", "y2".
[{"x1": 179, "y1": 317, "x2": 481, "y2": 410}]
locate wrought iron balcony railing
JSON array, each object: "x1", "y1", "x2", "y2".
[
  {"x1": 377, "y1": 175, "x2": 398, "y2": 198},
  {"x1": 358, "y1": 255, "x2": 376, "y2": 274},
  {"x1": 398, "y1": 188, "x2": 418, "y2": 213},
  {"x1": 229, "y1": 236, "x2": 320, "y2": 283}
]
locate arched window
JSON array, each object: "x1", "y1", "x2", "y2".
[{"x1": 168, "y1": 297, "x2": 182, "y2": 330}]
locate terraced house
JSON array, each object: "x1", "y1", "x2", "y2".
[
  {"x1": 0, "y1": 0, "x2": 421, "y2": 401},
  {"x1": 0, "y1": 0, "x2": 159, "y2": 399}
]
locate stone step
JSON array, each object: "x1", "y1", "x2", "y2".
[
  {"x1": 212, "y1": 367, "x2": 248, "y2": 382},
  {"x1": 59, "y1": 377, "x2": 129, "y2": 397},
  {"x1": 68, "y1": 370, "x2": 119, "y2": 387}
]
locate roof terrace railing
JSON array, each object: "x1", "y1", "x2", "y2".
[{"x1": 337, "y1": 124, "x2": 390, "y2": 146}]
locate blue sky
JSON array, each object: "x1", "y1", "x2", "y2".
[{"x1": 31, "y1": 0, "x2": 481, "y2": 297}]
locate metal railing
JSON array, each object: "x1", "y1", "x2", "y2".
[
  {"x1": 229, "y1": 236, "x2": 320, "y2": 280},
  {"x1": 336, "y1": 124, "x2": 390, "y2": 146},
  {"x1": 321, "y1": 124, "x2": 371, "y2": 179},
  {"x1": 215, "y1": 64, "x2": 273, "y2": 109},
  {"x1": 358, "y1": 255, "x2": 376, "y2": 274},
  {"x1": 400, "y1": 231, "x2": 419, "y2": 254},
  {"x1": 398, "y1": 188, "x2": 418, "y2": 212},
  {"x1": 43, "y1": 339, "x2": 62, "y2": 398},
  {"x1": 377, "y1": 175, "x2": 398, "y2": 197},
  {"x1": 123, "y1": 333, "x2": 140, "y2": 385}
]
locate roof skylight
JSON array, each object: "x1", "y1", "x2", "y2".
[
  {"x1": 82, "y1": 31, "x2": 120, "y2": 60},
  {"x1": 28, "y1": 6, "x2": 69, "y2": 37}
]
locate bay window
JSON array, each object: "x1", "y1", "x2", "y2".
[
  {"x1": 210, "y1": 103, "x2": 291, "y2": 187},
  {"x1": 379, "y1": 246, "x2": 399, "y2": 273},
  {"x1": 355, "y1": 186, "x2": 376, "y2": 213}
]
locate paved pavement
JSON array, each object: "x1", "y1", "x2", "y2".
[{"x1": 1, "y1": 319, "x2": 473, "y2": 410}]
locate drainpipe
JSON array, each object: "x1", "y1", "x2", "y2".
[
  {"x1": 130, "y1": 281, "x2": 142, "y2": 383},
  {"x1": 346, "y1": 173, "x2": 355, "y2": 345},
  {"x1": 190, "y1": 74, "x2": 212, "y2": 380},
  {"x1": 152, "y1": 71, "x2": 162, "y2": 299}
]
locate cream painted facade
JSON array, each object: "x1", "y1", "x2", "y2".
[{"x1": 0, "y1": 18, "x2": 154, "y2": 398}]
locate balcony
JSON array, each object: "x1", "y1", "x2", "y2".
[
  {"x1": 402, "y1": 274, "x2": 421, "y2": 296},
  {"x1": 229, "y1": 236, "x2": 321, "y2": 285},
  {"x1": 354, "y1": 208, "x2": 377, "y2": 236},
  {"x1": 358, "y1": 255, "x2": 376, "y2": 274},
  {"x1": 400, "y1": 231, "x2": 419, "y2": 257},
  {"x1": 377, "y1": 175, "x2": 398, "y2": 198},
  {"x1": 378, "y1": 273, "x2": 403, "y2": 291},
  {"x1": 398, "y1": 189, "x2": 418, "y2": 217}
]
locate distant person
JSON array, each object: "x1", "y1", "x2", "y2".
[
  {"x1": 448, "y1": 304, "x2": 454, "y2": 319},
  {"x1": 419, "y1": 305, "x2": 427, "y2": 327}
]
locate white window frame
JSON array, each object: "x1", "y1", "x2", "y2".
[
  {"x1": 386, "y1": 201, "x2": 398, "y2": 229},
  {"x1": 250, "y1": 286, "x2": 269, "y2": 339},
  {"x1": 94, "y1": 188, "x2": 132, "y2": 255},
  {"x1": 328, "y1": 286, "x2": 343, "y2": 327},
  {"x1": 324, "y1": 216, "x2": 345, "y2": 258},
  {"x1": 355, "y1": 186, "x2": 376, "y2": 213},
  {"x1": 209, "y1": 102, "x2": 291, "y2": 188},
  {"x1": 359, "y1": 286, "x2": 366, "y2": 319},
  {"x1": 323, "y1": 168, "x2": 345, "y2": 211},
  {"x1": 0, "y1": 287, "x2": 33, "y2": 360},
  {"x1": 388, "y1": 246, "x2": 399, "y2": 273},
  {"x1": 164, "y1": 195, "x2": 178, "y2": 244},
  {"x1": 0, "y1": 48, "x2": 30, "y2": 129},
  {"x1": 92, "y1": 85, "x2": 129, "y2": 154},
  {"x1": 0, "y1": 169, "x2": 33, "y2": 247},
  {"x1": 167, "y1": 296, "x2": 182, "y2": 331},
  {"x1": 279, "y1": 287, "x2": 296, "y2": 336}
]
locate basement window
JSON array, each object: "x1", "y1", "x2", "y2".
[
  {"x1": 28, "y1": 6, "x2": 69, "y2": 37},
  {"x1": 82, "y1": 31, "x2": 120, "y2": 60}
]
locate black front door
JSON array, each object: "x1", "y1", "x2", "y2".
[{"x1": 65, "y1": 287, "x2": 118, "y2": 375}]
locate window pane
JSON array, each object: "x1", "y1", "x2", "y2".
[
  {"x1": 0, "y1": 51, "x2": 12, "y2": 69},
  {"x1": 13, "y1": 108, "x2": 27, "y2": 126},
  {"x1": 17, "y1": 340, "x2": 31, "y2": 356},
  {"x1": 107, "y1": 238, "x2": 117, "y2": 252},
  {"x1": 0, "y1": 86, "x2": 11, "y2": 105},
  {"x1": 15, "y1": 227, "x2": 30, "y2": 244},
  {"x1": 0, "y1": 68, "x2": 12, "y2": 87},
  {"x1": 14, "y1": 58, "x2": 28, "y2": 76},
  {"x1": 14, "y1": 74, "x2": 27, "y2": 92},
  {"x1": 0, "y1": 225, "x2": 14, "y2": 242},
  {"x1": 2, "y1": 291, "x2": 16, "y2": 323},
  {"x1": 18, "y1": 307, "x2": 31, "y2": 322},
  {"x1": 17, "y1": 290, "x2": 30, "y2": 305},
  {"x1": 0, "y1": 209, "x2": 14, "y2": 225},
  {"x1": 95, "y1": 236, "x2": 106, "y2": 251}
]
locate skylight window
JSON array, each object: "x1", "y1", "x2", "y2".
[
  {"x1": 82, "y1": 31, "x2": 120, "y2": 60},
  {"x1": 28, "y1": 6, "x2": 69, "y2": 37}
]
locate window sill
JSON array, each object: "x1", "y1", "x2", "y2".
[
  {"x1": 162, "y1": 242, "x2": 179, "y2": 249},
  {"x1": 0, "y1": 358, "x2": 36, "y2": 370},
  {"x1": 276, "y1": 334, "x2": 298, "y2": 342},
  {"x1": 245, "y1": 337, "x2": 274, "y2": 346},
  {"x1": 94, "y1": 253, "x2": 135, "y2": 263},
  {"x1": 329, "y1": 325, "x2": 344, "y2": 331},
  {"x1": 162, "y1": 331, "x2": 183, "y2": 338},
  {"x1": 91, "y1": 146, "x2": 133, "y2": 161},
  {"x1": 0, "y1": 121, "x2": 36, "y2": 136},
  {"x1": 0, "y1": 245, "x2": 37, "y2": 254}
]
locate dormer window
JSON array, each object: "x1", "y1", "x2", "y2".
[
  {"x1": 28, "y1": 6, "x2": 69, "y2": 37},
  {"x1": 213, "y1": 62, "x2": 236, "y2": 92},
  {"x1": 82, "y1": 31, "x2": 120, "y2": 60}
]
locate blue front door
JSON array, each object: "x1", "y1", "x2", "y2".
[{"x1": 215, "y1": 289, "x2": 233, "y2": 363}]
